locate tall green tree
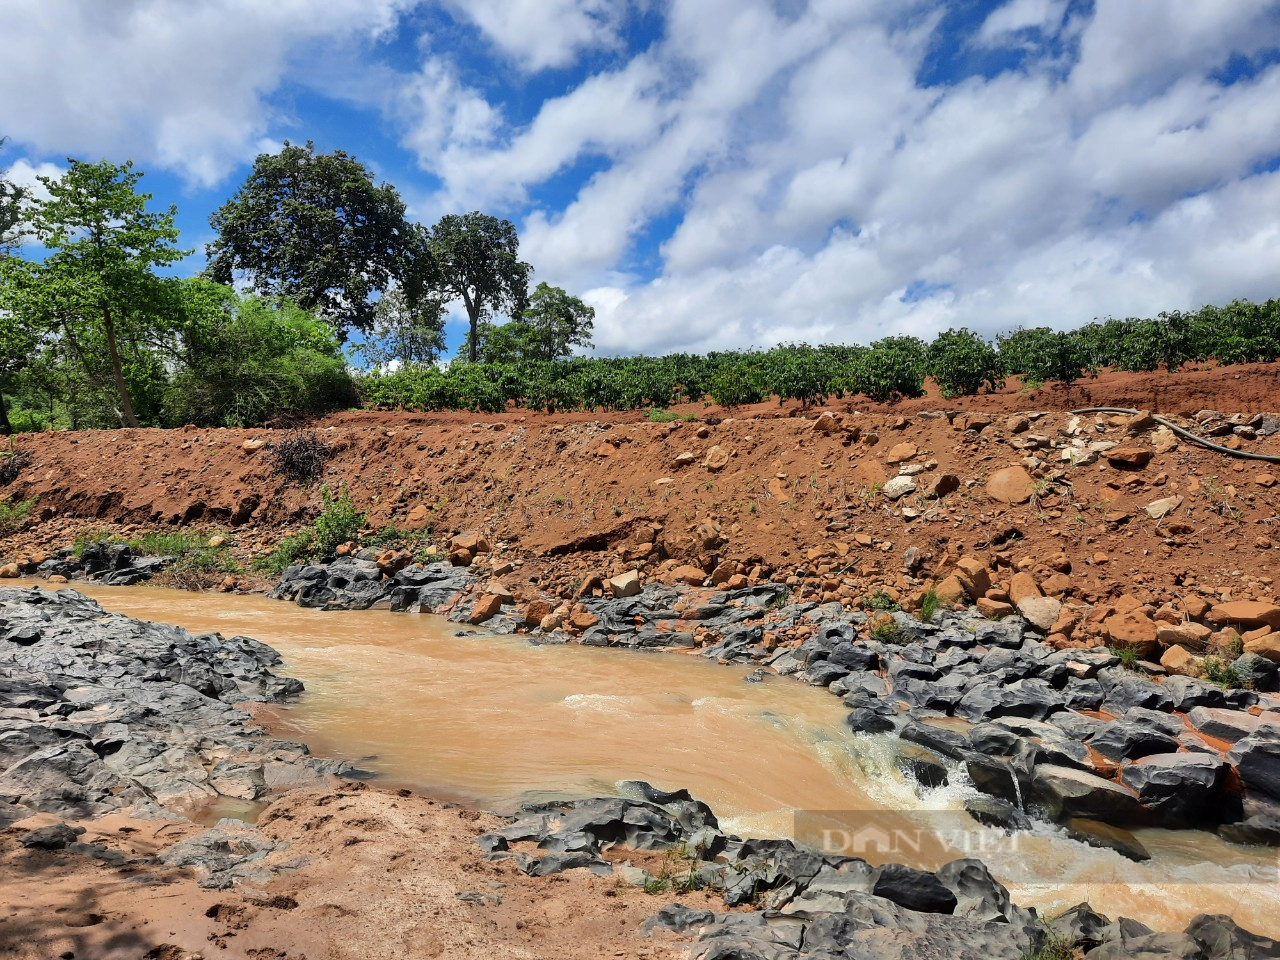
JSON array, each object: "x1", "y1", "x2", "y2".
[
  {"x1": 519, "y1": 282, "x2": 594, "y2": 361},
  {"x1": 0, "y1": 140, "x2": 30, "y2": 433},
  {"x1": 428, "y1": 211, "x2": 531, "y2": 363},
  {"x1": 357, "y1": 286, "x2": 447, "y2": 369},
  {"x1": 0, "y1": 159, "x2": 188, "y2": 428},
  {"x1": 206, "y1": 141, "x2": 414, "y2": 337},
  {"x1": 0, "y1": 138, "x2": 25, "y2": 256}
]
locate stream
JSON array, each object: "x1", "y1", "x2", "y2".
[{"x1": 27, "y1": 581, "x2": 1280, "y2": 937}]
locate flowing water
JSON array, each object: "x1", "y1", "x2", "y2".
[{"x1": 16, "y1": 581, "x2": 1279, "y2": 937}]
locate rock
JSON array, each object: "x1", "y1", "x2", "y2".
[
  {"x1": 1088, "y1": 722, "x2": 1179, "y2": 762},
  {"x1": 1210, "y1": 601, "x2": 1280, "y2": 630},
  {"x1": 881, "y1": 476, "x2": 917, "y2": 500},
  {"x1": 666, "y1": 565, "x2": 707, "y2": 586},
  {"x1": 1160, "y1": 645, "x2": 1203, "y2": 677},
  {"x1": 1156, "y1": 622, "x2": 1211, "y2": 651},
  {"x1": 1028, "y1": 764, "x2": 1146, "y2": 825},
  {"x1": 1066, "y1": 819, "x2": 1150, "y2": 862},
  {"x1": 1098, "y1": 669, "x2": 1172, "y2": 714},
  {"x1": 19, "y1": 822, "x2": 85, "y2": 850},
  {"x1": 1126, "y1": 410, "x2": 1156, "y2": 433},
  {"x1": 810, "y1": 411, "x2": 842, "y2": 434},
  {"x1": 1227, "y1": 731, "x2": 1280, "y2": 802},
  {"x1": 1161, "y1": 676, "x2": 1227, "y2": 711},
  {"x1": 1150, "y1": 426, "x2": 1179, "y2": 454},
  {"x1": 240, "y1": 438, "x2": 265, "y2": 452},
  {"x1": 1245, "y1": 631, "x2": 1280, "y2": 664},
  {"x1": 986, "y1": 466, "x2": 1035, "y2": 505},
  {"x1": 703, "y1": 445, "x2": 730, "y2": 471},
  {"x1": 452, "y1": 531, "x2": 490, "y2": 555},
  {"x1": 977, "y1": 598, "x2": 1015, "y2": 619},
  {"x1": 1188, "y1": 707, "x2": 1268, "y2": 744},
  {"x1": 1184, "y1": 914, "x2": 1280, "y2": 960},
  {"x1": 1008, "y1": 572, "x2": 1041, "y2": 605},
  {"x1": 1218, "y1": 814, "x2": 1280, "y2": 847},
  {"x1": 0, "y1": 563, "x2": 19, "y2": 578},
  {"x1": 935, "y1": 575, "x2": 971, "y2": 607},
  {"x1": 1105, "y1": 446, "x2": 1153, "y2": 469},
  {"x1": 1145, "y1": 495, "x2": 1184, "y2": 520},
  {"x1": 1087, "y1": 931, "x2": 1210, "y2": 959},
  {"x1": 1104, "y1": 611, "x2": 1158, "y2": 658},
  {"x1": 403, "y1": 504, "x2": 431, "y2": 531},
  {"x1": 923, "y1": 474, "x2": 960, "y2": 499},
  {"x1": 1119, "y1": 754, "x2": 1228, "y2": 827},
  {"x1": 469, "y1": 594, "x2": 503, "y2": 625},
  {"x1": 869, "y1": 863, "x2": 957, "y2": 914},
  {"x1": 1017, "y1": 595, "x2": 1062, "y2": 633},
  {"x1": 885, "y1": 442, "x2": 917, "y2": 464},
  {"x1": 607, "y1": 570, "x2": 642, "y2": 599}
]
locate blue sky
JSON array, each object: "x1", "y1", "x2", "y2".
[{"x1": 4, "y1": 0, "x2": 1280, "y2": 358}]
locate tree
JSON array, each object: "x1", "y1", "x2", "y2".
[
  {"x1": 166, "y1": 280, "x2": 355, "y2": 427},
  {"x1": 924, "y1": 327, "x2": 1003, "y2": 398},
  {"x1": 357, "y1": 287, "x2": 447, "y2": 369},
  {"x1": 519, "y1": 282, "x2": 594, "y2": 361},
  {"x1": 428, "y1": 211, "x2": 531, "y2": 363},
  {"x1": 1, "y1": 138, "x2": 25, "y2": 255},
  {"x1": 0, "y1": 159, "x2": 188, "y2": 428},
  {"x1": 206, "y1": 141, "x2": 414, "y2": 337}
]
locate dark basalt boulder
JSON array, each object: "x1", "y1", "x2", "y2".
[
  {"x1": 870, "y1": 863, "x2": 958, "y2": 915},
  {"x1": 1119, "y1": 754, "x2": 1229, "y2": 828},
  {"x1": 1027, "y1": 764, "x2": 1146, "y2": 826},
  {"x1": 1089, "y1": 721, "x2": 1180, "y2": 762},
  {"x1": 1228, "y1": 730, "x2": 1280, "y2": 804}
]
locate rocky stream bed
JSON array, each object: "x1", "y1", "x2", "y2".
[{"x1": 3, "y1": 579, "x2": 1280, "y2": 957}]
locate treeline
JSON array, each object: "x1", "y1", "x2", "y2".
[
  {"x1": 2, "y1": 144, "x2": 1277, "y2": 430},
  {"x1": 358, "y1": 298, "x2": 1280, "y2": 413}
]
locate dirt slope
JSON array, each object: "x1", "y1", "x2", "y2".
[{"x1": 3, "y1": 364, "x2": 1279, "y2": 632}]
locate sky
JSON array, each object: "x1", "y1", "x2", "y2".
[{"x1": 3, "y1": 0, "x2": 1280, "y2": 358}]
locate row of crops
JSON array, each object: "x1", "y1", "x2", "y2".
[{"x1": 356, "y1": 298, "x2": 1280, "y2": 414}]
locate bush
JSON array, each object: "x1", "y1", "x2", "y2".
[
  {"x1": 313, "y1": 483, "x2": 365, "y2": 557},
  {"x1": 997, "y1": 327, "x2": 1089, "y2": 386},
  {"x1": 925, "y1": 328, "x2": 1003, "y2": 398},
  {"x1": 266, "y1": 430, "x2": 332, "y2": 484},
  {"x1": 849, "y1": 337, "x2": 926, "y2": 403},
  {"x1": 166, "y1": 287, "x2": 356, "y2": 427}
]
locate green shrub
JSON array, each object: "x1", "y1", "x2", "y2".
[
  {"x1": 864, "y1": 589, "x2": 900, "y2": 612},
  {"x1": 313, "y1": 483, "x2": 365, "y2": 557},
  {"x1": 1201, "y1": 656, "x2": 1244, "y2": 689},
  {"x1": 925, "y1": 328, "x2": 1003, "y2": 398},
  {"x1": 849, "y1": 336, "x2": 927, "y2": 403}
]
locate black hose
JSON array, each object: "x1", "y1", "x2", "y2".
[{"x1": 1069, "y1": 407, "x2": 1280, "y2": 464}]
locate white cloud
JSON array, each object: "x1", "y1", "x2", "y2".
[
  {"x1": 442, "y1": 0, "x2": 628, "y2": 71},
  {"x1": 0, "y1": 0, "x2": 415, "y2": 186},
  {"x1": 977, "y1": 0, "x2": 1067, "y2": 44}
]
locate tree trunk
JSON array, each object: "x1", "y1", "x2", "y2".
[
  {"x1": 102, "y1": 302, "x2": 140, "y2": 428},
  {"x1": 0, "y1": 388, "x2": 11, "y2": 435},
  {"x1": 462, "y1": 289, "x2": 480, "y2": 363}
]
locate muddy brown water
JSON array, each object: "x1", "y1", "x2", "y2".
[{"x1": 19, "y1": 581, "x2": 1280, "y2": 937}]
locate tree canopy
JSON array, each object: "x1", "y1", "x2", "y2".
[
  {"x1": 1, "y1": 159, "x2": 188, "y2": 428},
  {"x1": 206, "y1": 141, "x2": 414, "y2": 338},
  {"x1": 0, "y1": 138, "x2": 24, "y2": 256},
  {"x1": 428, "y1": 211, "x2": 531, "y2": 363}
]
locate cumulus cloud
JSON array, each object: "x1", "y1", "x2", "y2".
[
  {"x1": 6, "y1": 0, "x2": 1279, "y2": 357},
  {"x1": 0, "y1": 0, "x2": 414, "y2": 186}
]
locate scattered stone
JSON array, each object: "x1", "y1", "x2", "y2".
[
  {"x1": 1106, "y1": 447, "x2": 1153, "y2": 469},
  {"x1": 881, "y1": 476, "x2": 917, "y2": 500},
  {"x1": 703, "y1": 446, "x2": 730, "y2": 471},
  {"x1": 986, "y1": 466, "x2": 1035, "y2": 505},
  {"x1": 607, "y1": 570, "x2": 642, "y2": 599}
]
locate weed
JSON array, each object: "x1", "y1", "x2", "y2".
[
  {"x1": 641, "y1": 842, "x2": 710, "y2": 896},
  {"x1": 869, "y1": 614, "x2": 904, "y2": 645},
  {"x1": 644, "y1": 408, "x2": 678, "y2": 423},
  {"x1": 1109, "y1": 643, "x2": 1140, "y2": 671},
  {"x1": 919, "y1": 587, "x2": 940, "y2": 623},
  {"x1": 1201, "y1": 655, "x2": 1244, "y2": 689},
  {"x1": 266, "y1": 430, "x2": 331, "y2": 484},
  {"x1": 1020, "y1": 926, "x2": 1075, "y2": 960},
  {"x1": 766, "y1": 588, "x2": 792, "y2": 610},
  {"x1": 0, "y1": 495, "x2": 37, "y2": 535},
  {"x1": 864, "y1": 589, "x2": 900, "y2": 612}
]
